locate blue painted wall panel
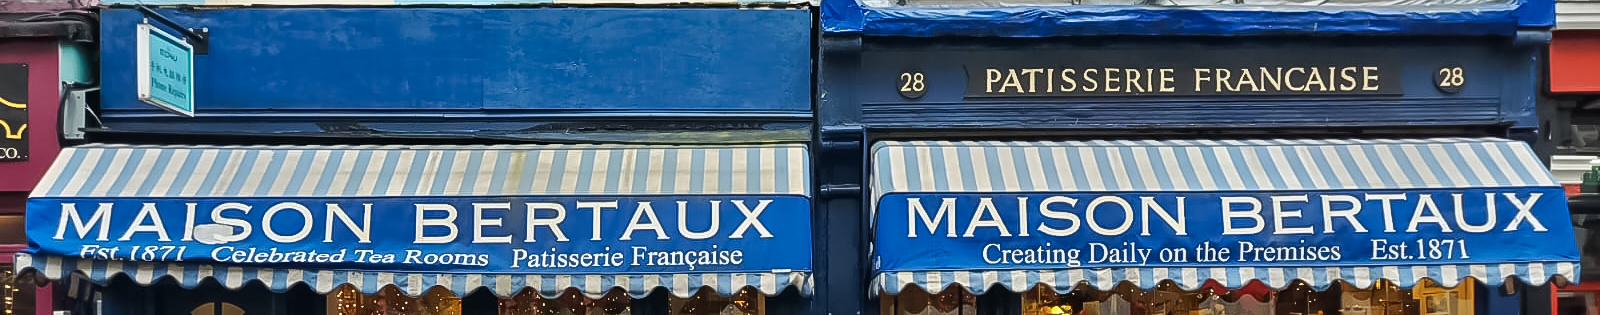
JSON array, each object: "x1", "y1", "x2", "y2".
[{"x1": 100, "y1": 8, "x2": 812, "y2": 117}]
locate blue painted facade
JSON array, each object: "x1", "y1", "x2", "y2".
[
  {"x1": 97, "y1": 8, "x2": 812, "y2": 140},
  {"x1": 815, "y1": 0, "x2": 1558, "y2": 309},
  {"x1": 85, "y1": 5, "x2": 824, "y2": 315}
]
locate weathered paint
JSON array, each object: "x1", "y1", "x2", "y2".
[{"x1": 98, "y1": 8, "x2": 813, "y2": 137}]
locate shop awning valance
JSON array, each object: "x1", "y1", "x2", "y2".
[
  {"x1": 15, "y1": 143, "x2": 813, "y2": 298},
  {"x1": 868, "y1": 138, "x2": 1578, "y2": 296}
]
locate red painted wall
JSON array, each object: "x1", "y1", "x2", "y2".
[
  {"x1": 1551, "y1": 30, "x2": 1600, "y2": 93},
  {"x1": 0, "y1": 38, "x2": 60, "y2": 193}
]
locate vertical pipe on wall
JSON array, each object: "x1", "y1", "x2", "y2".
[{"x1": 816, "y1": 30, "x2": 867, "y2": 315}]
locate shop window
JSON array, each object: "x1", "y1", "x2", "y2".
[
  {"x1": 0, "y1": 264, "x2": 36, "y2": 315},
  {"x1": 880, "y1": 285, "x2": 977, "y2": 315},
  {"x1": 1016, "y1": 279, "x2": 1477, "y2": 315},
  {"x1": 669, "y1": 288, "x2": 764, "y2": 315},
  {"x1": 499, "y1": 288, "x2": 633, "y2": 315},
  {"x1": 1570, "y1": 125, "x2": 1600, "y2": 154},
  {"x1": 328, "y1": 286, "x2": 462, "y2": 315},
  {"x1": 1575, "y1": 214, "x2": 1600, "y2": 281}
]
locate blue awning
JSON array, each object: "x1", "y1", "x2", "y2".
[
  {"x1": 868, "y1": 138, "x2": 1578, "y2": 296},
  {"x1": 15, "y1": 143, "x2": 813, "y2": 298}
]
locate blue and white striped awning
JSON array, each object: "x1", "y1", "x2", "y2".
[
  {"x1": 15, "y1": 143, "x2": 812, "y2": 298},
  {"x1": 15, "y1": 252, "x2": 810, "y2": 298},
  {"x1": 868, "y1": 138, "x2": 1577, "y2": 296},
  {"x1": 870, "y1": 264, "x2": 1575, "y2": 296}
]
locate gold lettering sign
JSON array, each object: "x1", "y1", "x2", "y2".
[
  {"x1": 965, "y1": 65, "x2": 1401, "y2": 97},
  {"x1": 0, "y1": 63, "x2": 28, "y2": 161}
]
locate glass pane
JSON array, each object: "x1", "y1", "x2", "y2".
[
  {"x1": 498, "y1": 288, "x2": 633, "y2": 315},
  {"x1": 669, "y1": 288, "x2": 764, "y2": 315},
  {"x1": 883, "y1": 285, "x2": 976, "y2": 315},
  {"x1": 1557, "y1": 291, "x2": 1598, "y2": 315},
  {"x1": 328, "y1": 286, "x2": 462, "y2": 315},
  {"x1": 0, "y1": 264, "x2": 36, "y2": 315},
  {"x1": 1017, "y1": 279, "x2": 1477, "y2": 315},
  {"x1": 1576, "y1": 214, "x2": 1600, "y2": 281},
  {"x1": 1569, "y1": 125, "x2": 1600, "y2": 155}
]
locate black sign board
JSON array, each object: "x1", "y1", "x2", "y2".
[
  {"x1": 0, "y1": 63, "x2": 27, "y2": 162},
  {"x1": 948, "y1": 49, "x2": 1404, "y2": 98}
]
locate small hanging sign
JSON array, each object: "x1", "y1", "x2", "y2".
[{"x1": 136, "y1": 22, "x2": 194, "y2": 117}]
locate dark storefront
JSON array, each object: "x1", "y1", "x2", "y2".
[{"x1": 0, "y1": 9, "x2": 96, "y2": 315}]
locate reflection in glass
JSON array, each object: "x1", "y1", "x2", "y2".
[
  {"x1": 882, "y1": 285, "x2": 976, "y2": 315},
  {"x1": 669, "y1": 288, "x2": 764, "y2": 315},
  {"x1": 328, "y1": 286, "x2": 462, "y2": 315},
  {"x1": 1010, "y1": 279, "x2": 1477, "y2": 315},
  {"x1": 498, "y1": 288, "x2": 633, "y2": 315},
  {"x1": 0, "y1": 265, "x2": 34, "y2": 315}
]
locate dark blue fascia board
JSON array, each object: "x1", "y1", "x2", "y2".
[
  {"x1": 100, "y1": 8, "x2": 813, "y2": 126},
  {"x1": 821, "y1": 36, "x2": 1543, "y2": 131},
  {"x1": 821, "y1": 0, "x2": 1554, "y2": 36}
]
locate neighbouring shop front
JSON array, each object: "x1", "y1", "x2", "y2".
[
  {"x1": 1547, "y1": 2, "x2": 1600, "y2": 313},
  {"x1": 0, "y1": 9, "x2": 96, "y2": 315},
  {"x1": 12, "y1": 143, "x2": 814, "y2": 315}
]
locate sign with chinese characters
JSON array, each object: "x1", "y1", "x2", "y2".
[
  {"x1": 27, "y1": 196, "x2": 814, "y2": 273},
  {"x1": 137, "y1": 23, "x2": 194, "y2": 117},
  {"x1": 873, "y1": 189, "x2": 1575, "y2": 271},
  {"x1": 0, "y1": 63, "x2": 26, "y2": 161}
]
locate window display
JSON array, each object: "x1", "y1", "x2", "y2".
[
  {"x1": 499, "y1": 288, "x2": 632, "y2": 315},
  {"x1": 328, "y1": 286, "x2": 461, "y2": 315},
  {"x1": 881, "y1": 285, "x2": 976, "y2": 315},
  {"x1": 998, "y1": 279, "x2": 1479, "y2": 315},
  {"x1": 0, "y1": 264, "x2": 36, "y2": 315},
  {"x1": 668, "y1": 288, "x2": 764, "y2": 315},
  {"x1": 327, "y1": 285, "x2": 775, "y2": 315}
]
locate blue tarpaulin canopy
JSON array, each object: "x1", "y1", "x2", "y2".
[
  {"x1": 15, "y1": 143, "x2": 814, "y2": 298},
  {"x1": 868, "y1": 138, "x2": 1578, "y2": 296},
  {"x1": 819, "y1": 0, "x2": 1550, "y2": 37}
]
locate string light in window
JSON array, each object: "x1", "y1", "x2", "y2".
[{"x1": 3, "y1": 269, "x2": 14, "y2": 315}]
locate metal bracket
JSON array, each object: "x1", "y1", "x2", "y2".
[{"x1": 135, "y1": 5, "x2": 210, "y2": 55}]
